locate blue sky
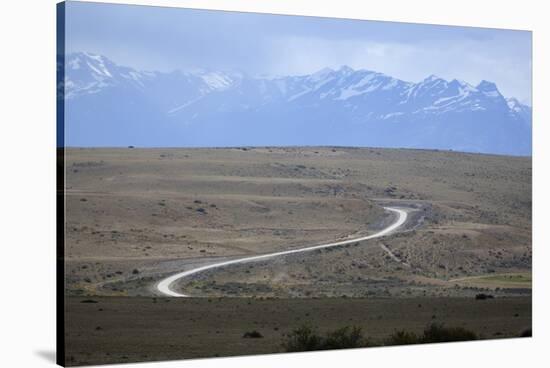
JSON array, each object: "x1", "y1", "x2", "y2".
[{"x1": 65, "y1": 1, "x2": 532, "y2": 104}]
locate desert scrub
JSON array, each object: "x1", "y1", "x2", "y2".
[
  {"x1": 385, "y1": 323, "x2": 477, "y2": 345},
  {"x1": 282, "y1": 325, "x2": 365, "y2": 352},
  {"x1": 283, "y1": 323, "x2": 478, "y2": 352},
  {"x1": 323, "y1": 326, "x2": 364, "y2": 349},
  {"x1": 384, "y1": 330, "x2": 419, "y2": 345},
  {"x1": 282, "y1": 325, "x2": 323, "y2": 352},
  {"x1": 242, "y1": 330, "x2": 263, "y2": 338},
  {"x1": 421, "y1": 323, "x2": 477, "y2": 343}
]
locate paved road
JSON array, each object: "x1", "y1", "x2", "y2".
[{"x1": 157, "y1": 206, "x2": 408, "y2": 297}]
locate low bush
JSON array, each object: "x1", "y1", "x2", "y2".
[
  {"x1": 323, "y1": 326, "x2": 364, "y2": 349},
  {"x1": 385, "y1": 330, "x2": 420, "y2": 345},
  {"x1": 475, "y1": 293, "x2": 494, "y2": 300},
  {"x1": 282, "y1": 325, "x2": 323, "y2": 352},
  {"x1": 386, "y1": 323, "x2": 477, "y2": 345},
  {"x1": 421, "y1": 323, "x2": 477, "y2": 343},
  {"x1": 243, "y1": 330, "x2": 263, "y2": 338},
  {"x1": 282, "y1": 325, "x2": 365, "y2": 352},
  {"x1": 283, "y1": 323, "x2": 477, "y2": 352}
]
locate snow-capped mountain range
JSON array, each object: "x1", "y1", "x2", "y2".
[{"x1": 61, "y1": 52, "x2": 532, "y2": 155}]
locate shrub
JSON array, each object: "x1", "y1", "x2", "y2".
[
  {"x1": 386, "y1": 324, "x2": 477, "y2": 346},
  {"x1": 385, "y1": 330, "x2": 420, "y2": 345},
  {"x1": 243, "y1": 330, "x2": 263, "y2": 338},
  {"x1": 282, "y1": 325, "x2": 323, "y2": 352},
  {"x1": 475, "y1": 293, "x2": 494, "y2": 300},
  {"x1": 282, "y1": 325, "x2": 365, "y2": 352},
  {"x1": 282, "y1": 323, "x2": 477, "y2": 352},
  {"x1": 421, "y1": 323, "x2": 477, "y2": 343},
  {"x1": 323, "y1": 326, "x2": 364, "y2": 349}
]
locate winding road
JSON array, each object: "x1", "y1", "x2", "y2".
[{"x1": 157, "y1": 206, "x2": 408, "y2": 297}]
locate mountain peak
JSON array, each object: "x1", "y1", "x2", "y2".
[
  {"x1": 423, "y1": 74, "x2": 443, "y2": 83},
  {"x1": 338, "y1": 65, "x2": 354, "y2": 75},
  {"x1": 477, "y1": 80, "x2": 498, "y2": 92},
  {"x1": 476, "y1": 80, "x2": 503, "y2": 99},
  {"x1": 66, "y1": 52, "x2": 117, "y2": 77},
  {"x1": 310, "y1": 67, "x2": 335, "y2": 81},
  {"x1": 506, "y1": 97, "x2": 520, "y2": 105},
  {"x1": 68, "y1": 51, "x2": 112, "y2": 65},
  {"x1": 506, "y1": 97, "x2": 530, "y2": 111}
]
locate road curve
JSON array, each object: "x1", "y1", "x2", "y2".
[{"x1": 157, "y1": 206, "x2": 408, "y2": 297}]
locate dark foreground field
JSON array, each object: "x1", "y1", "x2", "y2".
[{"x1": 64, "y1": 296, "x2": 531, "y2": 366}]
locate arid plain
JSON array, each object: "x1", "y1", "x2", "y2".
[{"x1": 64, "y1": 147, "x2": 531, "y2": 365}]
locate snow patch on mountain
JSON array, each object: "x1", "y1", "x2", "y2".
[{"x1": 201, "y1": 72, "x2": 234, "y2": 90}]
